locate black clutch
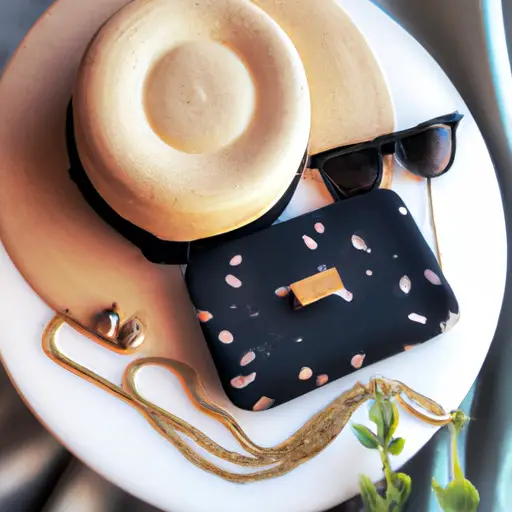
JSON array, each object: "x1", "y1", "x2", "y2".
[{"x1": 185, "y1": 189, "x2": 459, "y2": 411}]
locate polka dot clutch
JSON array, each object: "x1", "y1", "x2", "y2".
[{"x1": 185, "y1": 189, "x2": 459, "y2": 411}]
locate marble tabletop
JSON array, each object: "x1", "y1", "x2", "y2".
[{"x1": 0, "y1": 1, "x2": 511, "y2": 511}]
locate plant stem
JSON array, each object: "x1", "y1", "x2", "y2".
[
  {"x1": 379, "y1": 446, "x2": 394, "y2": 496},
  {"x1": 450, "y1": 424, "x2": 464, "y2": 482}
]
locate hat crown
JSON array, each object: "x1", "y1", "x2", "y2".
[{"x1": 144, "y1": 39, "x2": 256, "y2": 155}]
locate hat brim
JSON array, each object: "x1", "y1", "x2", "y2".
[{"x1": 255, "y1": 0, "x2": 395, "y2": 154}]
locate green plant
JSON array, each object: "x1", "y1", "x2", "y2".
[
  {"x1": 352, "y1": 391, "x2": 410, "y2": 511},
  {"x1": 352, "y1": 392, "x2": 480, "y2": 512},
  {"x1": 432, "y1": 410, "x2": 480, "y2": 512}
]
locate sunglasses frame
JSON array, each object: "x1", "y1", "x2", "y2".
[{"x1": 309, "y1": 111, "x2": 464, "y2": 199}]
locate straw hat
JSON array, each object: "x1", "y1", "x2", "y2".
[
  {"x1": 0, "y1": 0, "x2": 393, "y2": 377},
  {"x1": 73, "y1": 0, "x2": 311, "y2": 242}
]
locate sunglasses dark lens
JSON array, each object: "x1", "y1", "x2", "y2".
[
  {"x1": 322, "y1": 149, "x2": 380, "y2": 197},
  {"x1": 396, "y1": 125, "x2": 453, "y2": 178}
]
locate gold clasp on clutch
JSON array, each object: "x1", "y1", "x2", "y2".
[{"x1": 290, "y1": 267, "x2": 344, "y2": 309}]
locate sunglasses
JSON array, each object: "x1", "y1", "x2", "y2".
[{"x1": 308, "y1": 112, "x2": 464, "y2": 199}]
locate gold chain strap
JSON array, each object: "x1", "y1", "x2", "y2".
[{"x1": 43, "y1": 313, "x2": 454, "y2": 483}]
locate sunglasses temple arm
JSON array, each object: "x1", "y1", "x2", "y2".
[{"x1": 427, "y1": 178, "x2": 443, "y2": 270}]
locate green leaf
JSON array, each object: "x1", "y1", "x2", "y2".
[
  {"x1": 359, "y1": 475, "x2": 388, "y2": 512},
  {"x1": 432, "y1": 478, "x2": 443, "y2": 495},
  {"x1": 432, "y1": 478, "x2": 480, "y2": 512},
  {"x1": 391, "y1": 472, "x2": 412, "y2": 507},
  {"x1": 369, "y1": 399, "x2": 385, "y2": 443},
  {"x1": 370, "y1": 397, "x2": 399, "y2": 444},
  {"x1": 388, "y1": 437, "x2": 406, "y2": 456},
  {"x1": 383, "y1": 401, "x2": 399, "y2": 444},
  {"x1": 352, "y1": 424, "x2": 379, "y2": 450}
]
